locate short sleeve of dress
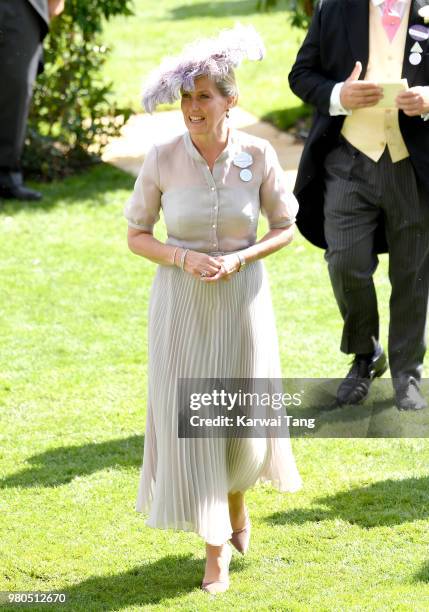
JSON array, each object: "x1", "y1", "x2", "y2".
[
  {"x1": 259, "y1": 141, "x2": 299, "y2": 229},
  {"x1": 123, "y1": 145, "x2": 161, "y2": 232}
]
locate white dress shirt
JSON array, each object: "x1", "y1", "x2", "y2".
[{"x1": 329, "y1": 0, "x2": 429, "y2": 121}]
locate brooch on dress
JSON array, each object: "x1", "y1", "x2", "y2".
[{"x1": 233, "y1": 152, "x2": 253, "y2": 182}]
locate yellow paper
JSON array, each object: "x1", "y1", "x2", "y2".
[{"x1": 375, "y1": 79, "x2": 409, "y2": 108}]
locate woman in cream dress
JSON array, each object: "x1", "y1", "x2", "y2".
[{"x1": 124, "y1": 26, "x2": 302, "y2": 594}]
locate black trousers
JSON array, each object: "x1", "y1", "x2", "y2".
[
  {"x1": 0, "y1": 0, "x2": 42, "y2": 170},
  {"x1": 324, "y1": 137, "x2": 429, "y2": 387}
]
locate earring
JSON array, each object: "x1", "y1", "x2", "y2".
[{"x1": 226, "y1": 109, "x2": 230, "y2": 118}]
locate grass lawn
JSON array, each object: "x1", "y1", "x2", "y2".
[
  {"x1": 1, "y1": 0, "x2": 429, "y2": 609},
  {"x1": 102, "y1": 0, "x2": 309, "y2": 129},
  {"x1": 1, "y1": 163, "x2": 429, "y2": 610}
]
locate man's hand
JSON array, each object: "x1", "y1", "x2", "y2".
[
  {"x1": 48, "y1": 0, "x2": 65, "y2": 19},
  {"x1": 396, "y1": 87, "x2": 429, "y2": 116},
  {"x1": 340, "y1": 61, "x2": 384, "y2": 110}
]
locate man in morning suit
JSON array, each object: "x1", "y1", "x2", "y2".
[
  {"x1": 0, "y1": 0, "x2": 64, "y2": 201},
  {"x1": 289, "y1": 0, "x2": 429, "y2": 410}
]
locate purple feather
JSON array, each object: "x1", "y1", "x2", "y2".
[{"x1": 141, "y1": 24, "x2": 265, "y2": 113}]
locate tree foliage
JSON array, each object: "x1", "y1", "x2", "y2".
[{"x1": 23, "y1": 0, "x2": 134, "y2": 180}]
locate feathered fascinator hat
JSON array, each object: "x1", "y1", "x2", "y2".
[{"x1": 142, "y1": 23, "x2": 265, "y2": 113}]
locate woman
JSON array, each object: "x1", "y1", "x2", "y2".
[{"x1": 124, "y1": 25, "x2": 302, "y2": 594}]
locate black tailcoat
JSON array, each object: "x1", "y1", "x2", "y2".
[
  {"x1": 288, "y1": 0, "x2": 429, "y2": 251},
  {"x1": 27, "y1": 0, "x2": 49, "y2": 40}
]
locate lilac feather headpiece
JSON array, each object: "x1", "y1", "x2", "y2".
[{"x1": 142, "y1": 24, "x2": 265, "y2": 113}]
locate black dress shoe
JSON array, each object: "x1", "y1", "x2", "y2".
[
  {"x1": 0, "y1": 170, "x2": 42, "y2": 201},
  {"x1": 395, "y1": 379, "x2": 427, "y2": 411},
  {"x1": 336, "y1": 344, "x2": 388, "y2": 406},
  {"x1": 0, "y1": 184, "x2": 42, "y2": 201}
]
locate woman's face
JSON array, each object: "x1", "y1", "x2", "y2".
[{"x1": 181, "y1": 76, "x2": 234, "y2": 138}]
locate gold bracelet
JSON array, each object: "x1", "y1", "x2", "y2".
[
  {"x1": 235, "y1": 253, "x2": 242, "y2": 272},
  {"x1": 236, "y1": 252, "x2": 246, "y2": 272},
  {"x1": 172, "y1": 246, "x2": 179, "y2": 266},
  {"x1": 180, "y1": 248, "x2": 189, "y2": 270}
]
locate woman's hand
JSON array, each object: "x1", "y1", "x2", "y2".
[
  {"x1": 201, "y1": 253, "x2": 241, "y2": 283},
  {"x1": 182, "y1": 250, "x2": 223, "y2": 280}
]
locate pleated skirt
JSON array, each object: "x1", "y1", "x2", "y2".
[{"x1": 135, "y1": 259, "x2": 302, "y2": 545}]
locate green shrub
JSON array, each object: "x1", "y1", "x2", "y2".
[{"x1": 23, "y1": 0, "x2": 134, "y2": 181}]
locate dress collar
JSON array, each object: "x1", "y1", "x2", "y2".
[{"x1": 183, "y1": 129, "x2": 238, "y2": 164}]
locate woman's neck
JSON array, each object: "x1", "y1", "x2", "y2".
[{"x1": 191, "y1": 125, "x2": 229, "y2": 170}]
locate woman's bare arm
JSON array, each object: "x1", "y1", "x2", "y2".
[
  {"x1": 127, "y1": 228, "x2": 222, "y2": 278},
  {"x1": 203, "y1": 225, "x2": 296, "y2": 282}
]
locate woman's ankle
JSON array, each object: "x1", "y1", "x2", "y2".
[{"x1": 204, "y1": 543, "x2": 230, "y2": 580}]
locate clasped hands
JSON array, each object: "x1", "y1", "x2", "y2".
[
  {"x1": 181, "y1": 251, "x2": 241, "y2": 282},
  {"x1": 340, "y1": 61, "x2": 429, "y2": 116}
]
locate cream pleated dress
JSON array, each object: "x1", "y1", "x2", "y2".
[{"x1": 124, "y1": 129, "x2": 302, "y2": 546}]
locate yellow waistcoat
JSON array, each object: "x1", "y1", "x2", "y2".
[{"x1": 341, "y1": 0, "x2": 410, "y2": 162}]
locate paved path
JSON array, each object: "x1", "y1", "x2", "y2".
[{"x1": 102, "y1": 107, "x2": 303, "y2": 191}]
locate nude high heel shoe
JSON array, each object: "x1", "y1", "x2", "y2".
[
  {"x1": 229, "y1": 508, "x2": 251, "y2": 554},
  {"x1": 201, "y1": 543, "x2": 232, "y2": 595}
]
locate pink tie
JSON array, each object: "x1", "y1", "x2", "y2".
[{"x1": 382, "y1": 0, "x2": 402, "y2": 42}]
